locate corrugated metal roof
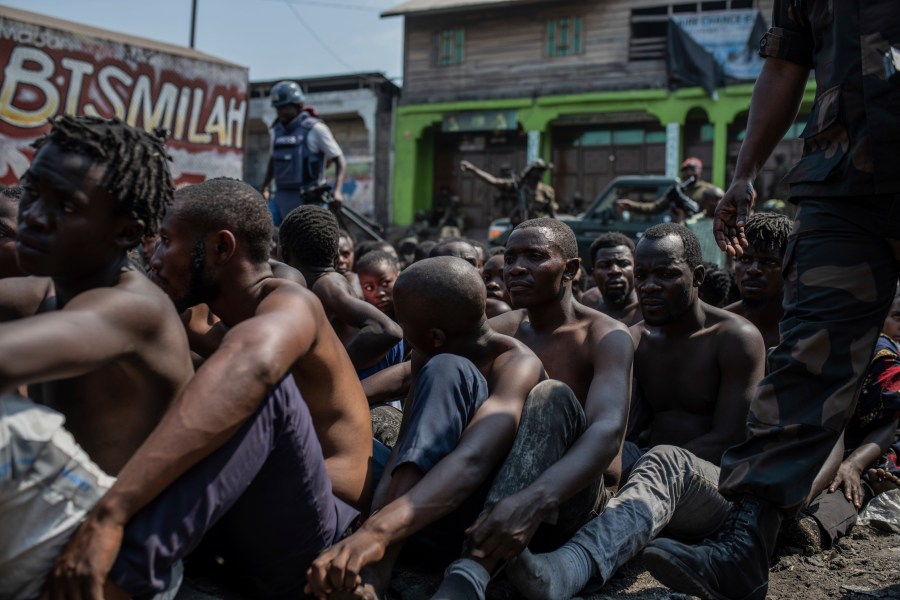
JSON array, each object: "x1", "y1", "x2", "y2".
[
  {"x1": 0, "y1": 5, "x2": 246, "y2": 69},
  {"x1": 382, "y1": 0, "x2": 544, "y2": 18}
]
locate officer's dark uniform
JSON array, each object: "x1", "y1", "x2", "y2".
[
  {"x1": 718, "y1": 0, "x2": 900, "y2": 513},
  {"x1": 270, "y1": 111, "x2": 325, "y2": 225}
]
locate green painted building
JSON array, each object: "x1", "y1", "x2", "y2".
[{"x1": 383, "y1": 0, "x2": 813, "y2": 228}]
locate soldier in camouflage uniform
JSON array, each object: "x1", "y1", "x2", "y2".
[
  {"x1": 460, "y1": 159, "x2": 558, "y2": 226},
  {"x1": 643, "y1": 2, "x2": 900, "y2": 599}
]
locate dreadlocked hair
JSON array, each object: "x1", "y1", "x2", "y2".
[
  {"x1": 699, "y1": 263, "x2": 738, "y2": 307},
  {"x1": 33, "y1": 115, "x2": 173, "y2": 239},
  {"x1": 744, "y1": 212, "x2": 792, "y2": 256},
  {"x1": 279, "y1": 205, "x2": 338, "y2": 270}
]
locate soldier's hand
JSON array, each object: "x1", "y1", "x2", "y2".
[{"x1": 714, "y1": 178, "x2": 756, "y2": 257}]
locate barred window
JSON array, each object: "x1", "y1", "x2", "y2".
[
  {"x1": 547, "y1": 17, "x2": 583, "y2": 57},
  {"x1": 434, "y1": 28, "x2": 465, "y2": 67}
]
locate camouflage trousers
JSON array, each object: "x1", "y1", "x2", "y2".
[{"x1": 719, "y1": 195, "x2": 900, "y2": 514}]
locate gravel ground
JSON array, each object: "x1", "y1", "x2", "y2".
[{"x1": 175, "y1": 524, "x2": 900, "y2": 600}]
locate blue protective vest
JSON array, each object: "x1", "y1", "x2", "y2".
[{"x1": 271, "y1": 112, "x2": 325, "y2": 190}]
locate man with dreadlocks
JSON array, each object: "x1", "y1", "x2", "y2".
[
  {"x1": 0, "y1": 115, "x2": 193, "y2": 599},
  {"x1": 725, "y1": 212, "x2": 793, "y2": 350},
  {"x1": 278, "y1": 205, "x2": 403, "y2": 377}
]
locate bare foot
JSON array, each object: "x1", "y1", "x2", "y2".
[{"x1": 867, "y1": 468, "x2": 900, "y2": 495}]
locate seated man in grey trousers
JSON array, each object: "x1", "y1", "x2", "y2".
[{"x1": 507, "y1": 223, "x2": 766, "y2": 599}]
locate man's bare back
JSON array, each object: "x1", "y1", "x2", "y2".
[
  {"x1": 279, "y1": 206, "x2": 402, "y2": 374},
  {"x1": 312, "y1": 271, "x2": 374, "y2": 345},
  {"x1": 267, "y1": 277, "x2": 376, "y2": 506}
]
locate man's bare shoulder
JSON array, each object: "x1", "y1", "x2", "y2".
[
  {"x1": 260, "y1": 276, "x2": 324, "y2": 316},
  {"x1": 574, "y1": 301, "x2": 629, "y2": 338},
  {"x1": 0, "y1": 276, "x2": 54, "y2": 321},
  {"x1": 488, "y1": 308, "x2": 528, "y2": 336},
  {"x1": 269, "y1": 259, "x2": 307, "y2": 287},
  {"x1": 580, "y1": 287, "x2": 602, "y2": 307},
  {"x1": 489, "y1": 330, "x2": 545, "y2": 379},
  {"x1": 724, "y1": 299, "x2": 746, "y2": 316},
  {"x1": 66, "y1": 268, "x2": 181, "y2": 331},
  {"x1": 703, "y1": 303, "x2": 765, "y2": 349},
  {"x1": 629, "y1": 320, "x2": 649, "y2": 346},
  {"x1": 312, "y1": 271, "x2": 353, "y2": 296}
]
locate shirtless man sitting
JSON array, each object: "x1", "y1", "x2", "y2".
[
  {"x1": 508, "y1": 223, "x2": 765, "y2": 599},
  {"x1": 579, "y1": 232, "x2": 641, "y2": 326},
  {"x1": 48, "y1": 178, "x2": 372, "y2": 599},
  {"x1": 413, "y1": 219, "x2": 633, "y2": 599},
  {"x1": 279, "y1": 205, "x2": 403, "y2": 377},
  {"x1": 305, "y1": 256, "x2": 545, "y2": 600},
  {"x1": 0, "y1": 115, "x2": 193, "y2": 599},
  {"x1": 725, "y1": 212, "x2": 793, "y2": 349},
  {"x1": 473, "y1": 218, "x2": 631, "y2": 551}
]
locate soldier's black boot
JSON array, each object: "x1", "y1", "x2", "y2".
[{"x1": 642, "y1": 495, "x2": 782, "y2": 600}]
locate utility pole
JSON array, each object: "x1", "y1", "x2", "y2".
[{"x1": 189, "y1": 0, "x2": 198, "y2": 48}]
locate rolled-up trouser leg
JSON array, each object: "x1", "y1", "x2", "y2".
[
  {"x1": 570, "y1": 445, "x2": 731, "y2": 586},
  {"x1": 111, "y1": 376, "x2": 358, "y2": 599},
  {"x1": 720, "y1": 196, "x2": 900, "y2": 513},
  {"x1": 802, "y1": 487, "x2": 860, "y2": 546}
]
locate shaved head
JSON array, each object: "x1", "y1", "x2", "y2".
[{"x1": 394, "y1": 256, "x2": 486, "y2": 332}]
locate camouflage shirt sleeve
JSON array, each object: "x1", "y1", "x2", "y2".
[{"x1": 759, "y1": 0, "x2": 814, "y2": 68}]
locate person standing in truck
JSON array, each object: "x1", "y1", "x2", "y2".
[{"x1": 261, "y1": 80, "x2": 346, "y2": 225}]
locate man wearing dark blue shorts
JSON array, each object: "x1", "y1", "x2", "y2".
[{"x1": 47, "y1": 179, "x2": 365, "y2": 599}]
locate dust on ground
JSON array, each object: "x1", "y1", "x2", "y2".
[
  {"x1": 382, "y1": 523, "x2": 900, "y2": 600},
  {"x1": 175, "y1": 524, "x2": 900, "y2": 600}
]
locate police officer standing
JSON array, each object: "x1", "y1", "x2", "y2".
[{"x1": 261, "y1": 81, "x2": 346, "y2": 225}]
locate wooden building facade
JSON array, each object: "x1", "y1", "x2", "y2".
[{"x1": 383, "y1": 0, "x2": 814, "y2": 228}]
